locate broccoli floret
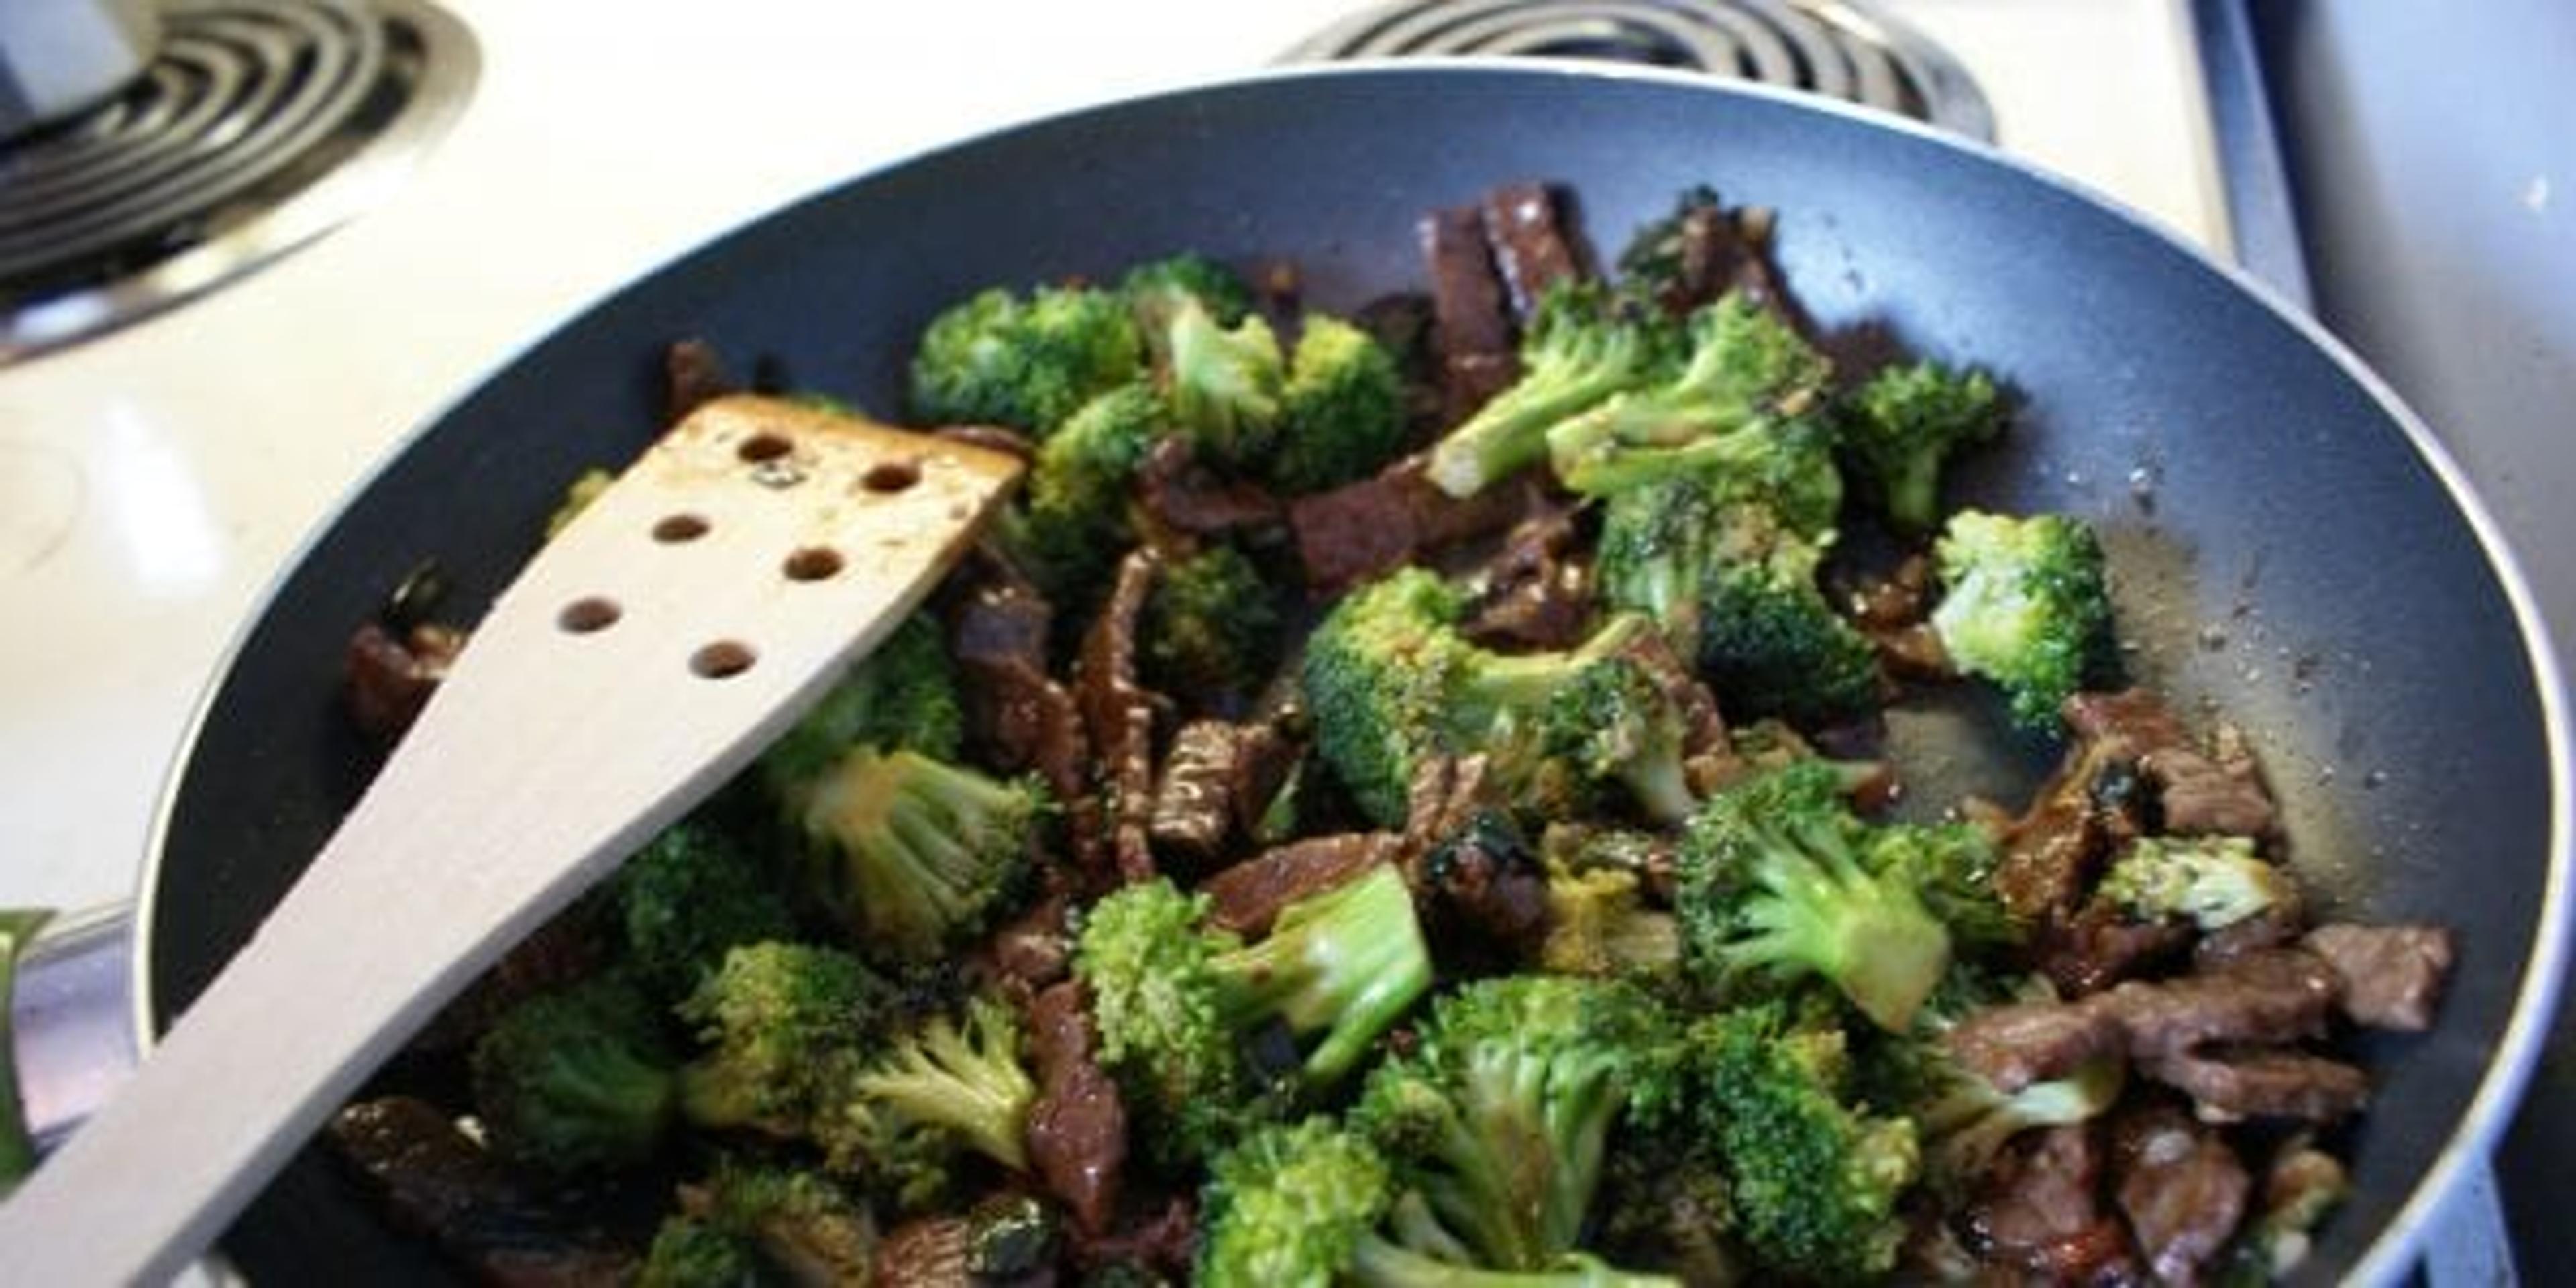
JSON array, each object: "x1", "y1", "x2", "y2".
[
  {"x1": 1919, "y1": 1055, "x2": 2123, "y2": 1197},
  {"x1": 1353, "y1": 975, "x2": 1672, "y2": 1272},
  {"x1": 790, "y1": 747, "x2": 1041, "y2": 963},
  {"x1": 1836, "y1": 359, "x2": 2006, "y2": 532},
  {"x1": 1683, "y1": 1002, "x2": 1919, "y2": 1282},
  {"x1": 638, "y1": 1214, "x2": 766, "y2": 1288},
  {"x1": 675, "y1": 941, "x2": 888, "y2": 1137},
  {"x1": 1676, "y1": 760, "x2": 1953, "y2": 1032},
  {"x1": 759, "y1": 611, "x2": 964, "y2": 793},
  {"x1": 1597, "y1": 483, "x2": 1878, "y2": 725},
  {"x1": 1303, "y1": 568, "x2": 1704, "y2": 828},
  {"x1": 1200, "y1": 1116, "x2": 1394, "y2": 1286},
  {"x1": 669, "y1": 1162, "x2": 878, "y2": 1286},
  {"x1": 1929, "y1": 508, "x2": 2117, "y2": 729},
  {"x1": 1864, "y1": 818, "x2": 2025, "y2": 952},
  {"x1": 851, "y1": 994, "x2": 1037, "y2": 1172},
  {"x1": 1425, "y1": 283, "x2": 1676, "y2": 498},
  {"x1": 1073, "y1": 865, "x2": 1432, "y2": 1161},
  {"x1": 1348, "y1": 1242, "x2": 1682, "y2": 1287},
  {"x1": 470, "y1": 973, "x2": 679, "y2": 1176},
  {"x1": 907, "y1": 284, "x2": 1144, "y2": 435},
  {"x1": 1142, "y1": 543, "x2": 1282, "y2": 701},
  {"x1": 613, "y1": 820, "x2": 796, "y2": 1003},
  {"x1": 1539, "y1": 866, "x2": 1680, "y2": 981},
  {"x1": 1270, "y1": 313, "x2": 1410, "y2": 494},
  {"x1": 1002, "y1": 380, "x2": 1171, "y2": 600},
  {"x1": 1145, "y1": 289, "x2": 1286, "y2": 468},
  {"x1": 1542, "y1": 294, "x2": 1834, "y2": 505},
  {"x1": 2099, "y1": 835, "x2": 2292, "y2": 931},
  {"x1": 1121, "y1": 253, "x2": 1258, "y2": 334}
]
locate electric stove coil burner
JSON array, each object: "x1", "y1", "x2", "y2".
[
  {"x1": 0, "y1": 0, "x2": 476, "y2": 362},
  {"x1": 1287, "y1": 0, "x2": 1992, "y2": 140}
]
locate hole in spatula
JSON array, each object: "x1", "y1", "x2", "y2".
[
  {"x1": 783, "y1": 547, "x2": 844, "y2": 582},
  {"x1": 737, "y1": 432, "x2": 794, "y2": 463},
  {"x1": 862, "y1": 458, "x2": 921, "y2": 493},
  {"x1": 690, "y1": 641, "x2": 757, "y2": 678},
  {"x1": 558, "y1": 597, "x2": 621, "y2": 633},
  {"x1": 653, "y1": 514, "x2": 710, "y2": 543}
]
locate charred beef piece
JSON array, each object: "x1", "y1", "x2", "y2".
[
  {"x1": 346, "y1": 620, "x2": 466, "y2": 741},
  {"x1": 1148, "y1": 718, "x2": 1298, "y2": 869},
  {"x1": 2110, "y1": 1103, "x2": 2251, "y2": 1287},
  {"x1": 1025, "y1": 983, "x2": 1128, "y2": 1237},
  {"x1": 1133, "y1": 436, "x2": 1282, "y2": 538},
  {"x1": 1963, "y1": 1123, "x2": 2141, "y2": 1283},
  {"x1": 1479, "y1": 180, "x2": 1587, "y2": 317},
  {"x1": 1994, "y1": 740, "x2": 2135, "y2": 926},
  {"x1": 1947, "y1": 999, "x2": 2131, "y2": 1096},
  {"x1": 1201, "y1": 835, "x2": 1401, "y2": 938},
  {"x1": 2037, "y1": 900, "x2": 2195, "y2": 998},
  {"x1": 1067, "y1": 1194, "x2": 1197, "y2": 1283},
  {"x1": 871, "y1": 1193, "x2": 1059, "y2": 1288},
  {"x1": 977, "y1": 892, "x2": 1075, "y2": 997},
  {"x1": 947, "y1": 553, "x2": 1094, "y2": 872},
  {"x1": 1076, "y1": 549, "x2": 1164, "y2": 883},
  {"x1": 1286, "y1": 454, "x2": 1539, "y2": 592},
  {"x1": 1461, "y1": 497, "x2": 1593, "y2": 651},
  {"x1": 328, "y1": 1097, "x2": 635, "y2": 1287},
  {"x1": 2100, "y1": 948, "x2": 2340, "y2": 1061},
  {"x1": 1419, "y1": 203, "x2": 1519, "y2": 422},
  {"x1": 2141, "y1": 1046, "x2": 2371, "y2": 1124},
  {"x1": 1399, "y1": 757, "x2": 1549, "y2": 962},
  {"x1": 2063, "y1": 689, "x2": 2278, "y2": 839},
  {"x1": 2304, "y1": 922, "x2": 2455, "y2": 1031},
  {"x1": 1621, "y1": 189, "x2": 1798, "y2": 322},
  {"x1": 663, "y1": 337, "x2": 736, "y2": 423}
]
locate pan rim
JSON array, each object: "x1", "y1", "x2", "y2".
[{"x1": 127, "y1": 58, "x2": 2573, "y2": 1283}]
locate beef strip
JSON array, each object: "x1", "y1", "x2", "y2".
[
  {"x1": 2100, "y1": 947, "x2": 2340, "y2": 1061},
  {"x1": 2063, "y1": 689, "x2": 2277, "y2": 838},
  {"x1": 947, "y1": 553, "x2": 1094, "y2": 869},
  {"x1": 2037, "y1": 900, "x2": 2194, "y2": 998},
  {"x1": 1075, "y1": 550, "x2": 1163, "y2": 883},
  {"x1": 2191, "y1": 893, "x2": 2309, "y2": 970},
  {"x1": 870, "y1": 1194, "x2": 1059, "y2": 1288},
  {"x1": 1025, "y1": 983, "x2": 1128, "y2": 1236},
  {"x1": 1067, "y1": 1194, "x2": 1197, "y2": 1283},
  {"x1": 1478, "y1": 180, "x2": 1587, "y2": 317},
  {"x1": 2110, "y1": 1102, "x2": 2250, "y2": 1287},
  {"x1": 1201, "y1": 834, "x2": 1400, "y2": 938},
  {"x1": 329, "y1": 1097, "x2": 635, "y2": 1287},
  {"x1": 1148, "y1": 718, "x2": 1298, "y2": 870},
  {"x1": 346, "y1": 620, "x2": 466, "y2": 741},
  {"x1": 1461, "y1": 497, "x2": 1593, "y2": 650},
  {"x1": 2143, "y1": 1046, "x2": 2371, "y2": 1124},
  {"x1": 1419, "y1": 203, "x2": 1518, "y2": 421},
  {"x1": 1133, "y1": 436, "x2": 1282, "y2": 538},
  {"x1": 978, "y1": 891, "x2": 1075, "y2": 997},
  {"x1": 1947, "y1": 999, "x2": 2129, "y2": 1095},
  {"x1": 1400, "y1": 757, "x2": 1550, "y2": 961},
  {"x1": 663, "y1": 337, "x2": 735, "y2": 423},
  {"x1": 1963, "y1": 1123, "x2": 2141, "y2": 1283},
  {"x1": 1286, "y1": 454, "x2": 1539, "y2": 591},
  {"x1": 2304, "y1": 922, "x2": 2455, "y2": 1031}
]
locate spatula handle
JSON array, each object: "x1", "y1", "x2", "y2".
[{"x1": 0, "y1": 398, "x2": 1019, "y2": 1282}]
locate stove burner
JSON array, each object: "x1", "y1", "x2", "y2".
[
  {"x1": 1285, "y1": 0, "x2": 1992, "y2": 140},
  {"x1": 0, "y1": 0, "x2": 476, "y2": 363}
]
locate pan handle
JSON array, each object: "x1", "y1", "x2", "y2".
[{"x1": 2, "y1": 904, "x2": 138, "y2": 1171}]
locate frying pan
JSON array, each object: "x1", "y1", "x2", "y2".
[{"x1": 129, "y1": 62, "x2": 2569, "y2": 1283}]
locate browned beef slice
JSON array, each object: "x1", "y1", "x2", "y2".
[
  {"x1": 871, "y1": 1196, "x2": 1059, "y2": 1288},
  {"x1": 2142, "y1": 1046, "x2": 2370, "y2": 1124},
  {"x1": 663, "y1": 337, "x2": 735, "y2": 423},
  {"x1": 2111, "y1": 1103, "x2": 2251, "y2": 1286},
  {"x1": 1201, "y1": 835, "x2": 1399, "y2": 938},
  {"x1": 1077, "y1": 549, "x2": 1163, "y2": 883},
  {"x1": 1946, "y1": 999, "x2": 2129, "y2": 1094},
  {"x1": 2100, "y1": 948, "x2": 2339, "y2": 1060},
  {"x1": 1419, "y1": 204, "x2": 1515, "y2": 364},
  {"x1": 949, "y1": 558, "x2": 1094, "y2": 867},
  {"x1": 1995, "y1": 742, "x2": 2118, "y2": 924},
  {"x1": 1134, "y1": 436, "x2": 1281, "y2": 537},
  {"x1": 1462, "y1": 498, "x2": 1593, "y2": 651},
  {"x1": 979, "y1": 891, "x2": 1075, "y2": 996},
  {"x1": 2037, "y1": 900, "x2": 2194, "y2": 998},
  {"x1": 346, "y1": 620, "x2": 465, "y2": 741},
  {"x1": 1479, "y1": 180, "x2": 1587, "y2": 317},
  {"x1": 1964, "y1": 1124, "x2": 2141, "y2": 1282},
  {"x1": 2304, "y1": 922, "x2": 2455, "y2": 1031},
  {"x1": 2063, "y1": 689, "x2": 2277, "y2": 837},
  {"x1": 1149, "y1": 718, "x2": 1295, "y2": 867},
  {"x1": 1026, "y1": 983, "x2": 1128, "y2": 1235},
  {"x1": 328, "y1": 1098, "x2": 635, "y2": 1287},
  {"x1": 1287, "y1": 454, "x2": 1536, "y2": 591}
]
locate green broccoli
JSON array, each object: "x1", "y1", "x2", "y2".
[
  {"x1": 1142, "y1": 542, "x2": 1282, "y2": 701},
  {"x1": 1676, "y1": 760, "x2": 1953, "y2": 1032},
  {"x1": 907, "y1": 283, "x2": 1144, "y2": 435},
  {"x1": 1270, "y1": 313, "x2": 1410, "y2": 494},
  {"x1": 469, "y1": 973, "x2": 679, "y2": 1176},
  {"x1": 1163, "y1": 297, "x2": 1287, "y2": 468},
  {"x1": 1612, "y1": 184, "x2": 1732, "y2": 316},
  {"x1": 788, "y1": 746, "x2": 1042, "y2": 963},
  {"x1": 1541, "y1": 293, "x2": 1834, "y2": 504},
  {"x1": 759, "y1": 610, "x2": 964, "y2": 794},
  {"x1": 1121, "y1": 252, "x2": 1258, "y2": 335},
  {"x1": 2099, "y1": 835, "x2": 2293, "y2": 931},
  {"x1": 1199, "y1": 1116, "x2": 1394, "y2": 1287},
  {"x1": 612, "y1": 819, "x2": 796, "y2": 1003},
  {"x1": 1302, "y1": 567, "x2": 1703, "y2": 829},
  {"x1": 1864, "y1": 818, "x2": 2025, "y2": 952},
  {"x1": 660, "y1": 1162, "x2": 878, "y2": 1286},
  {"x1": 1538, "y1": 866, "x2": 1681, "y2": 981},
  {"x1": 1072, "y1": 864, "x2": 1432, "y2": 1161},
  {"x1": 1836, "y1": 358, "x2": 2007, "y2": 532},
  {"x1": 1425, "y1": 282, "x2": 1676, "y2": 498},
  {"x1": 1002, "y1": 379, "x2": 1171, "y2": 599},
  {"x1": 1352, "y1": 975, "x2": 1674, "y2": 1272},
  {"x1": 1681, "y1": 1002, "x2": 1920, "y2": 1282},
  {"x1": 1595, "y1": 482, "x2": 1879, "y2": 724},
  {"x1": 850, "y1": 994, "x2": 1037, "y2": 1172},
  {"x1": 1929, "y1": 508, "x2": 2117, "y2": 729},
  {"x1": 637, "y1": 1214, "x2": 766, "y2": 1288},
  {"x1": 674, "y1": 941, "x2": 888, "y2": 1137}
]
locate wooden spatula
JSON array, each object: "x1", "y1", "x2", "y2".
[{"x1": 0, "y1": 394, "x2": 1024, "y2": 1283}]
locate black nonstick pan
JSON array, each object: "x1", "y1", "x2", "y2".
[{"x1": 130, "y1": 62, "x2": 2569, "y2": 1282}]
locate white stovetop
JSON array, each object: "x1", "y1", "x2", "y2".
[{"x1": 0, "y1": 0, "x2": 2224, "y2": 915}]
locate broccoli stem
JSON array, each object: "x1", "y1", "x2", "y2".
[
  {"x1": 1214, "y1": 865, "x2": 1433, "y2": 1085},
  {"x1": 1350, "y1": 1240, "x2": 1681, "y2": 1288}
]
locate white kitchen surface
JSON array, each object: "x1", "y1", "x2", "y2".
[{"x1": 0, "y1": 0, "x2": 2224, "y2": 916}]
